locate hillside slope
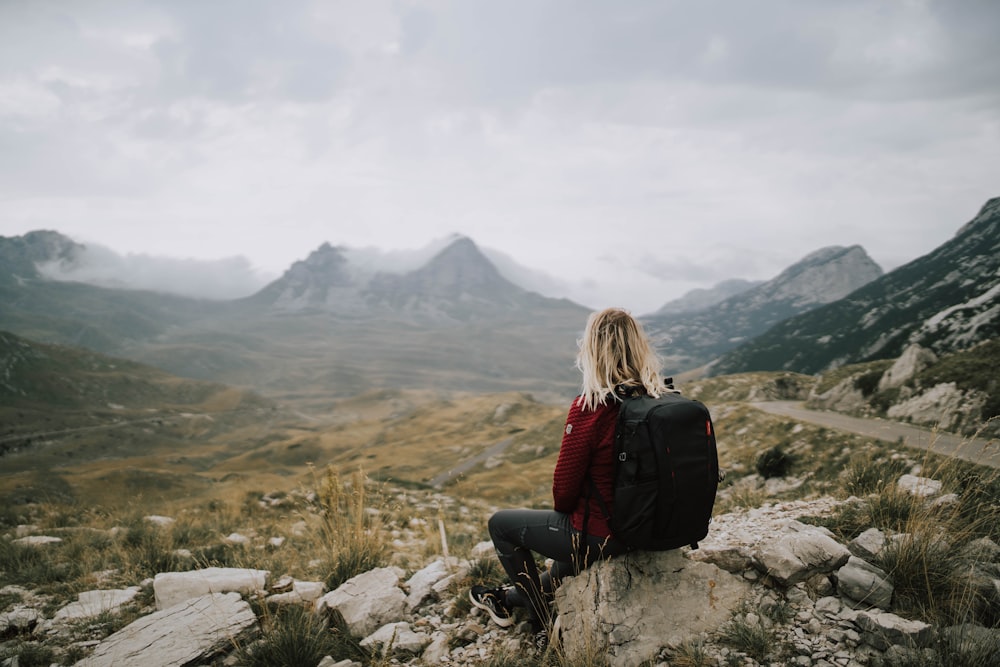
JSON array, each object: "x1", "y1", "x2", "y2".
[
  {"x1": 642, "y1": 245, "x2": 883, "y2": 372},
  {"x1": 712, "y1": 197, "x2": 1000, "y2": 376}
]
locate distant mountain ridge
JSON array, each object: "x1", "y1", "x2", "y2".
[
  {"x1": 641, "y1": 245, "x2": 883, "y2": 372},
  {"x1": 712, "y1": 197, "x2": 1000, "y2": 375},
  {"x1": 653, "y1": 279, "x2": 762, "y2": 315}
]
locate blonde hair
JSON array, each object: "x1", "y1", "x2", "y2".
[{"x1": 576, "y1": 307, "x2": 665, "y2": 411}]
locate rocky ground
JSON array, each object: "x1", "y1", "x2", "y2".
[{"x1": 2, "y1": 466, "x2": 999, "y2": 667}]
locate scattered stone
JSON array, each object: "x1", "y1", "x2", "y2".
[
  {"x1": 753, "y1": 521, "x2": 851, "y2": 586},
  {"x1": 14, "y1": 524, "x2": 40, "y2": 538},
  {"x1": 855, "y1": 610, "x2": 936, "y2": 650},
  {"x1": 266, "y1": 580, "x2": 326, "y2": 605},
  {"x1": 848, "y1": 528, "x2": 887, "y2": 561},
  {"x1": 74, "y1": 592, "x2": 257, "y2": 667},
  {"x1": 224, "y1": 532, "x2": 250, "y2": 545},
  {"x1": 13, "y1": 535, "x2": 61, "y2": 547},
  {"x1": 315, "y1": 567, "x2": 407, "y2": 637},
  {"x1": 470, "y1": 540, "x2": 494, "y2": 560},
  {"x1": 267, "y1": 536, "x2": 286, "y2": 548},
  {"x1": 144, "y1": 515, "x2": 175, "y2": 527},
  {"x1": 153, "y1": 567, "x2": 269, "y2": 610},
  {"x1": 405, "y1": 558, "x2": 453, "y2": 610},
  {"x1": 53, "y1": 587, "x2": 142, "y2": 621},
  {"x1": 360, "y1": 621, "x2": 431, "y2": 654},
  {"x1": 896, "y1": 475, "x2": 942, "y2": 498},
  {"x1": 0, "y1": 607, "x2": 40, "y2": 635},
  {"x1": 836, "y1": 557, "x2": 893, "y2": 610}
]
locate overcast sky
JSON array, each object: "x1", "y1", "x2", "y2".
[{"x1": 2, "y1": 1, "x2": 999, "y2": 313}]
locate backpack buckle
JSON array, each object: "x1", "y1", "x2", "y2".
[{"x1": 618, "y1": 452, "x2": 628, "y2": 462}]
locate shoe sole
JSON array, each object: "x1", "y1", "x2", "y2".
[{"x1": 468, "y1": 590, "x2": 515, "y2": 628}]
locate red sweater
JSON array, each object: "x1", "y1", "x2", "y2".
[{"x1": 552, "y1": 397, "x2": 619, "y2": 538}]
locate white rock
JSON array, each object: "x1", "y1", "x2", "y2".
[
  {"x1": 849, "y1": 528, "x2": 888, "y2": 561},
  {"x1": 470, "y1": 541, "x2": 495, "y2": 560},
  {"x1": 360, "y1": 621, "x2": 431, "y2": 654},
  {"x1": 855, "y1": 610, "x2": 936, "y2": 650},
  {"x1": 405, "y1": 558, "x2": 453, "y2": 610},
  {"x1": 75, "y1": 592, "x2": 257, "y2": 667},
  {"x1": 53, "y1": 587, "x2": 142, "y2": 621},
  {"x1": 153, "y1": 567, "x2": 269, "y2": 610},
  {"x1": 897, "y1": 474, "x2": 942, "y2": 498},
  {"x1": 268, "y1": 536, "x2": 286, "y2": 548},
  {"x1": 753, "y1": 521, "x2": 851, "y2": 586},
  {"x1": 224, "y1": 532, "x2": 250, "y2": 545},
  {"x1": 836, "y1": 557, "x2": 893, "y2": 610},
  {"x1": 557, "y1": 549, "x2": 751, "y2": 667},
  {"x1": 15, "y1": 524, "x2": 40, "y2": 538},
  {"x1": 315, "y1": 567, "x2": 407, "y2": 637},
  {"x1": 144, "y1": 515, "x2": 175, "y2": 527},
  {"x1": 13, "y1": 535, "x2": 61, "y2": 547},
  {"x1": 878, "y1": 344, "x2": 938, "y2": 391}
]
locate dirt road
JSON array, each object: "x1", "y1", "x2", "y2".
[
  {"x1": 428, "y1": 438, "x2": 514, "y2": 489},
  {"x1": 750, "y1": 401, "x2": 1000, "y2": 469}
]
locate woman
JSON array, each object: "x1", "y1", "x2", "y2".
[{"x1": 469, "y1": 307, "x2": 668, "y2": 650}]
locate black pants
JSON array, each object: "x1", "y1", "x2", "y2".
[{"x1": 487, "y1": 508, "x2": 628, "y2": 628}]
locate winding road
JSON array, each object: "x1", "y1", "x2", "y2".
[{"x1": 751, "y1": 401, "x2": 1000, "y2": 469}]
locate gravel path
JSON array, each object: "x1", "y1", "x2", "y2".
[{"x1": 750, "y1": 400, "x2": 1000, "y2": 469}]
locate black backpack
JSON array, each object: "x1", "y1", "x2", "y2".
[{"x1": 588, "y1": 388, "x2": 719, "y2": 551}]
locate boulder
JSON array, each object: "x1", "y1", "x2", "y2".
[
  {"x1": 849, "y1": 528, "x2": 888, "y2": 561},
  {"x1": 855, "y1": 609, "x2": 936, "y2": 650},
  {"x1": 555, "y1": 549, "x2": 751, "y2": 667},
  {"x1": 75, "y1": 592, "x2": 257, "y2": 666},
  {"x1": 315, "y1": 567, "x2": 407, "y2": 637},
  {"x1": 405, "y1": 558, "x2": 453, "y2": 610},
  {"x1": 266, "y1": 580, "x2": 327, "y2": 605},
  {"x1": 878, "y1": 344, "x2": 937, "y2": 391},
  {"x1": 753, "y1": 521, "x2": 851, "y2": 586},
  {"x1": 153, "y1": 567, "x2": 269, "y2": 610},
  {"x1": 836, "y1": 557, "x2": 893, "y2": 609}
]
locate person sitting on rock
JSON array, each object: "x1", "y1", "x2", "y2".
[{"x1": 470, "y1": 307, "x2": 668, "y2": 651}]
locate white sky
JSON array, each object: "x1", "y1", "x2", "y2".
[{"x1": 2, "y1": 0, "x2": 999, "y2": 314}]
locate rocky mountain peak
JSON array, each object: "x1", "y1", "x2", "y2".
[
  {"x1": 412, "y1": 236, "x2": 509, "y2": 294},
  {"x1": 249, "y1": 242, "x2": 356, "y2": 309},
  {"x1": 758, "y1": 245, "x2": 883, "y2": 308},
  {"x1": 0, "y1": 230, "x2": 84, "y2": 282}
]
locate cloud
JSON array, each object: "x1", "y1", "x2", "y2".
[{"x1": 36, "y1": 242, "x2": 274, "y2": 300}]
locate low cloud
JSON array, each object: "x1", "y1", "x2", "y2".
[{"x1": 36, "y1": 242, "x2": 274, "y2": 300}]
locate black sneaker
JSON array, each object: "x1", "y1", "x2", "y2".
[
  {"x1": 469, "y1": 585, "x2": 514, "y2": 628},
  {"x1": 532, "y1": 627, "x2": 549, "y2": 652}
]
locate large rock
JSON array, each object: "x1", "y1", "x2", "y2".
[
  {"x1": 855, "y1": 609, "x2": 936, "y2": 650},
  {"x1": 75, "y1": 592, "x2": 257, "y2": 666},
  {"x1": 753, "y1": 521, "x2": 851, "y2": 586},
  {"x1": 153, "y1": 567, "x2": 269, "y2": 610},
  {"x1": 315, "y1": 567, "x2": 407, "y2": 637},
  {"x1": 555, "y1": 549, "x2": 751, "y2": 667},
  {"x1": 836, "y1": 556, "x2": 893, "y2": 609},
  {"x1": 878, "y1": 344, "x2": 937, "y2": 391},
  {"x1": 405, "y1": 558, "x2": 454, "y2": 610}
]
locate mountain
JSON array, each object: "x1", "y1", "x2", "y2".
[
  {"x1": 246, "y1": 242, "x2": 360, "y2": 310},
  {"x1": 0, "y1": 230, "x2": 84, "y2": 284},
  {"x1": 0, "y1": 233, "x2": 589, "y2": 405},
  {"x1": 652, "y1": 279, "x2": 762, "y2": 316},
  {"x1": 641, "y1": 245, "x2": 883, "y2": 373},
  {"x1": 711, "y1": 197, "x2": 1000, "y2": 376}
]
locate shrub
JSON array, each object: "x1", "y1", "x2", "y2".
[
  {"x1": 717, "y1": 607, "x2": 779, "y2": 663},
  {"x1": 238, "y1": 604, "x2": 369, "y2": 667},
  {"x1": 842, "y1": 452, "x2": 909, "y2": 497},
  {"x1": 755, "y1": 446, "x2": 792, "y2": 479},
  {"x1": 314, "y1": 467, "x2": 389, "y2": 590}
]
